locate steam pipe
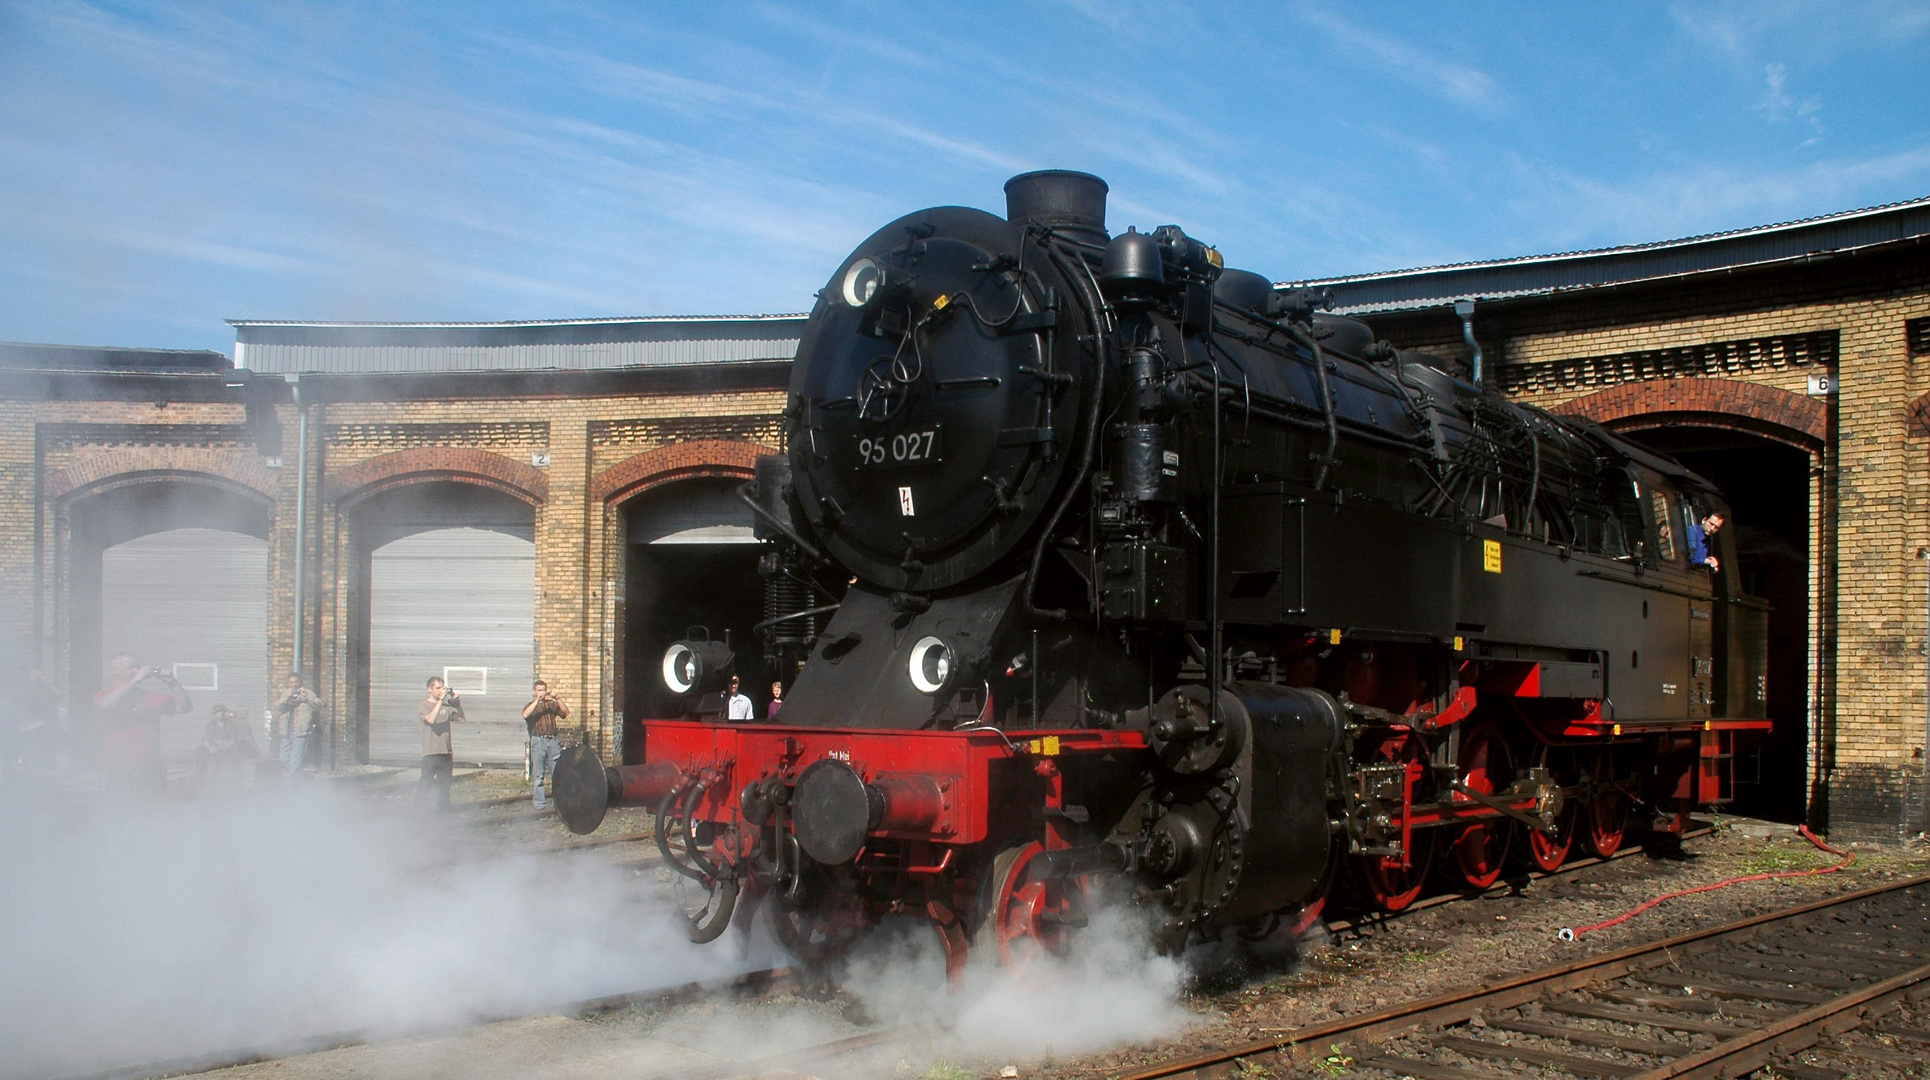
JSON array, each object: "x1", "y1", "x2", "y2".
[
  {"x1": 1209, "y1": 331, "x2": 1223, "y2": 734},
  {"x1": 1024, "y1": 241, "x2": 1109, "y2": 620},
  {"x1": 1285, "y1": 325, "x2": 1338, "y2": 491},
  {"x1": 1455, "y1": 299, "x2": 1484, "y2": 391}
]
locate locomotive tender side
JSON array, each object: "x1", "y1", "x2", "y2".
[{"x1": 557, "y1": 172, "x2": 1772, "y2": 970}]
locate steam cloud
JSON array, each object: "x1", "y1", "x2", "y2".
[
  {"x1": 0, "y1": 778, "x2": 1198, "y2": 1079},
  {"x1": 0, "y1": 782, "x2": 740, "y2": 1079},
  {"x1": 841, "y1": 906, "x2": 1194, "y2": 1061}
]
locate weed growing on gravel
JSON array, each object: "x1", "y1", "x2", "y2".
[
  {"x1": 920, "y1": 1057, "x2": 973, "y2": 1080},
  {"x1": 1310, "y1": 1044, "x2": 1353, "y2": 1076},
  {"x1": 1738, "y1": 846, "x2": 1825, "y2": 873}
]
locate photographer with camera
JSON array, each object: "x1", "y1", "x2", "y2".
[
  {"x1": 417, "y1": 675, "x2": 465, "y2": 811},
  {"x1": 93, "y1": 651, "x2": 191, "y2": 797},
  {"x1": 274, "y1": 672, "x2": 323, "y2": 777},
  {"x1": 520, "y1": 679, "x2": 570, "y2": 810}
]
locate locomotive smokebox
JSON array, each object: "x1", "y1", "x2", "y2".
[{"x1": 1004, "y1": 170, "x2": 1109, "y2": 243}]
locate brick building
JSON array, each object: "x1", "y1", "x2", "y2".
[
  {"x1": 3, "y1": 195, "x2": 1928, "y2": 837},
  {"x1": 1, "y1": 318, "x2": 800, "y2": 773}
]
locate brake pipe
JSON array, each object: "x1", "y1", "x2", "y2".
[{"x1": 1557, "y1": 825, "x2": 1854, "y2": 941}]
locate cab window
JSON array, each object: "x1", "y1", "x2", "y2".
[{"x1": 1648, "y1": 487, "x2": 1678, "y2": 564}]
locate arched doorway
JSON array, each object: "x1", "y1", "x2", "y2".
[
  {"x1": 620, "y1": 477, "x2": 766, "y2": 759},
  {"x1": 348, "y1": 483, "x2": 536, "y2": 767},
  {"x1": 1614, "y1": 424, "x2": 1814, "y2": 824},
  {"x1": 66, "y1": 481, "x2": 272, "y2": 782}
]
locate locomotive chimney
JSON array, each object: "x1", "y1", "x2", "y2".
[{"x1": 1004, "y1": 170, "x2": 1109, "y2": 243}]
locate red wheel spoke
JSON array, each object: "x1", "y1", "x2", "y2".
[
  {"x1": 976, "y1": 842, "x2": 1087, "y2": 969},
  {"x1": 1351, "y1": 732, "x2": 1432, "y2": 912},
  {"x1": 1582, "y1": 750, "x2": 1628, "y2": 858},
  {"x1": 1449, "y1": 722, "x2": 1513, "y2": 890}
]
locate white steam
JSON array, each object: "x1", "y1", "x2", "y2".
[
  {"x1": 840, "y1": 906, "x2": 1195, "y2": 1062},
  {"x1": 0, "y1": 776, "x2": 1205, "y2": 1079},
  {"x1": 0, "y1": 782, "x2": 742, "y2": 1079}
]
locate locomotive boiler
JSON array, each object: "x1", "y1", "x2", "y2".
[{"x1": 556, "y1": 172, "x2": 1771, "y2": 972}]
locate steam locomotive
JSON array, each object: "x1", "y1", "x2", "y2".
[{"x1": 556, "y1": 172, "x2": 1771, "y2": 972}]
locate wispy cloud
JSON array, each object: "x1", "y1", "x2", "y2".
[
  {"x1": 1761, "y1": 63, "x2": 1824, "y2": 144},
  {"x1": 2, "y1": 2, "x2": 1925, "y2": 353},
  {"x1": 1500, "y1": 142, "x2": 1930, "y2": 254},
  {"x1": 1671, "y1": 0, "x2": 1930, "y2": 61},
  {"x1": 1291, "y1": 4, "x2": 1502, "y2": 109}
]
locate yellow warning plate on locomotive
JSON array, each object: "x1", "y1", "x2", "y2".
[{"x1": 1482, "y1": 539, "x2": 1502, "y2": 573}]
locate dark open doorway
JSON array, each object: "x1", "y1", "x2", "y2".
[
  {"x1": 620, "y1": 479, "x2": 765, "y2": 763},
  {"x1": 1623, "y1": 426, "x2": 1811, "y2": 824}
]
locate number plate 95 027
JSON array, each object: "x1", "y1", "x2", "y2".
[{"x1": 856, "y1": 427, "x2": 942, "y2": 469}]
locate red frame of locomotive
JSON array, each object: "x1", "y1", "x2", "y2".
[{"x1": 622, "y1": 654, "x2": 1769, "y2": 970}]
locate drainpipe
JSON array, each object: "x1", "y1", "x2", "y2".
[
  {"x1": 1454, "y1": 298, "x2": 1484, "y2": 390},
  {"x1": 1919, "y1": 547, "x2": 1930, "y2": 835},
  {"x1": 288, "y1": 374, "x2": 309, "y2": 681}
]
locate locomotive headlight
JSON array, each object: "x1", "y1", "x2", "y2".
[
  {"x1": 662, "y1": 643, "x2": 700, "y2": 694},
  {"x1": 660, "y1": 638, "x2": 737, "y2": 697},
  {"x1": 907, "y1": 635, "x2": 956, "y2": 694},
  {"x1": 841, "y1": 257, "x2": 885, "y2": 309}
]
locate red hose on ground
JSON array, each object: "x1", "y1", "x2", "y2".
[{"x1": 1556, "y1": 825, "x2": 1854, "y2": 941}]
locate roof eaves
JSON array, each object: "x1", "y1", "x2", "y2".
[
  {"x1": 1314, "y1": 244, "x2": 1890, "y2": 317},
  {"x1": 225, "y1": 313, "x2": 809, "y2": 328},
  {"x1": 1282, "y1": 194, "x2": 1930, "y2": 289}
]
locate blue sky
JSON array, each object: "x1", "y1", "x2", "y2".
[{"x1": 2, "y1": 1, "x2": 1927, "y2": 356}]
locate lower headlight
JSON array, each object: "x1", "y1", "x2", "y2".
[{"x1": 908, "y1": 635, "x2": 955, "y2": 694}]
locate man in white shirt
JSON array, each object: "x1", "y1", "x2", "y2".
[{"x1": 725, "y1": 675, "x2": 755, "y2": 721}]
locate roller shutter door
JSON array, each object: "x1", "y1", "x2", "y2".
[
  {"x1": 368, "y1": 527, "x2": 535, "y2": 766},
  {"x1": 99, "y1": 528, "x2": 269, "y2": 770},
  {"x1": 628, "y1": 482, "x2": 758, "y2": 545}
]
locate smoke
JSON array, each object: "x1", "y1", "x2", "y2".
[
  {"x1": 838, "y1": 904, "x2": 1195, "y2": 1063},
  {"x1": 606, "y1": 903, "x2": 1197, "y2": 1080},
  {"x1": 0, "y1": 768, "x2": 1207, "y2": 1079},
  {"x1": 0, "y1": 781, "x2": 745, "y2": 1079}
]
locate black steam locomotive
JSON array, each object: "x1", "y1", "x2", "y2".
[{"x1": 559, "y1": 172, "x2": 1769, "y2": 970}]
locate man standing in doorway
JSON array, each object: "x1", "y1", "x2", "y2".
[
  {"x1": 521, "y1": 679, "x2": 568, "y2": 810},
  {"x1": 726, "y1": 675, "x2": 754, "y2": 721},
  {"x1": 275, "y1": 672, "x2": 322, "y2": 776},
  {"x1": 417, "y1": 675, "x2": 464, "y2": 810},
  {"x1": 94, "y1": 652, "x2": 191, "y2": 797}
]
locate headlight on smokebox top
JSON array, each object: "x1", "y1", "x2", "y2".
[
  {"x1": 841, "y1": 257, "x2": 884, "y2": 308},
  {"x1": 908, "y1": 636, "x2": 956, "y2": 694}
]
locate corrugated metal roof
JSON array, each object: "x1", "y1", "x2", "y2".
[
  {"x1": 228, "y1": 314, "x2": 807, "y2": 374},
  {"x1": 1278, "y1": 196, "x2": 1930, "y2": 316}
]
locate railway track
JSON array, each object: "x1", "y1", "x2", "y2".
[{"x1": 1119, "y1": 873, "x2": 1930, "y2": 1080}]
